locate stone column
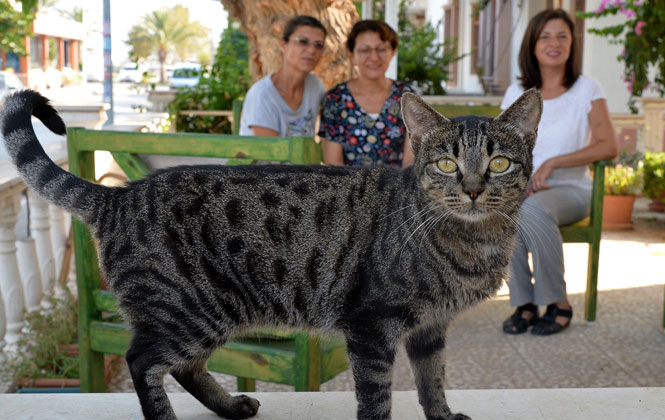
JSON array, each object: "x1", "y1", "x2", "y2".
[
  {"x1": 641, "y1": 98, "x2": 665, "y2": 153},
  {"x1": 16, "y1": 238, "x2": 43, "y2": 313},
  {"x1": 0, "y1": 194, "x2": 27, "y2": 352},
  {"x1": 50, "y1": 205, "x2": 67, "y2": 296},
  {"x1": 28, "y1": 191, "x2": 57, "y2": 309}
]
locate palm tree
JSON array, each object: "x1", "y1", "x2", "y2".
[{"x1": 126, "y1": 5, "x2": 208, "y2": 83}]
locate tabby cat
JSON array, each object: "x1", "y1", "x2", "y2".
[{"x1": 1, "y1": 88, "x2": 541, "y2": 420}]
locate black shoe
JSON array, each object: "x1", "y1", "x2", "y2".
[
  {"x1": 502, "y1": 303, "x2": 539, "y2": 334},
  {"x1": 531, "y1": 304, "x2": 573, "y2": 336}
]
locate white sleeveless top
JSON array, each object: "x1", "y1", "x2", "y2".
[{"x1": 500, "y1": 75, "x2": 605, "y2": 190}]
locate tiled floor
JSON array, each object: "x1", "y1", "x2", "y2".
[{"x1": 107, "y1": 198, "x2": 665, "y2": 393}]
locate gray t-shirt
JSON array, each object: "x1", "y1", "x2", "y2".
[{"x1": 239, "y1": 73, "x2": 325, "y2": 137}]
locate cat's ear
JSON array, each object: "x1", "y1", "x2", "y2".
[
  {"x1": 493, "y1": 88, "x2": 543, "y2": 147},
  {"x1": 401, "y1": 92, "x2": 451, "y2": 150}
]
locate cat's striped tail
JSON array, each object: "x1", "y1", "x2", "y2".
[{"x1": 1, "y1": 89, "x2": 109, "y2": 225}]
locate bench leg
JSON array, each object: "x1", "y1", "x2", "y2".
[
  {"x1": 662, "y1": 284, "x2": 665, "y2": 329},
  {"x1": 584, "y1": 240, "x2": 600, "y2": 323},
  {"x1": 294, "y1": 334, "x2": 321, "y2": 391},
  {"x1": 237, "y1": 377, "x2": 256, "y2": 392}
]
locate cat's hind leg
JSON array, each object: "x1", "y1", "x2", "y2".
[{"x1": 171, "y1": 358, "x2": 260, "y2": 420}]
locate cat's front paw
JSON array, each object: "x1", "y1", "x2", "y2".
[
  {"x1": 224, "y1": 395, "x2": 260, "y2": 419},
  {"x1": 449, "y1": 413, "x2": 472, "y2": 420}
]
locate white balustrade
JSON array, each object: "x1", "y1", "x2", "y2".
[
  {"x1": 28, "y1": 190, "x2": 58, "y2": 308},
  {"x1": 50, "y1": 206, "x2": 67, "y2": 274},
  {"x1": 0, "y1": 193, "x2": 27, "y2": 352},
  {"x1": 16, "y1": 238, "x2": 43, "y2": 313}
]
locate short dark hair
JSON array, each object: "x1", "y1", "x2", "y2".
[
  {"x1": 518, "y1": 9, "x2": 580, "y2": 89},
  {"x1": 282, "y1": 15, "x2": 327, "y2": 42},
  {"x1": 346, "y1": 20, "x2": 398, "y2": 52}
]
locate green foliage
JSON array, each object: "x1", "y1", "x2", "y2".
[
  {"x1": 642, "y1": 152, "x2": 665, "y2": 202},
  {"x1": 372, "y1": 0, "x2": 466, "y2": 94},
  {"x1": 577, "y1": 0, "x2": 665, "y2": 113},
  {"x1": 126, "y1": 5, "x2": 209, "y2": 82},
  {"x1": 0, "y1": 295, "x2": 79, "y2": 381},
  {"x1": 0, "y1": 0, "x2": 38, "y2": 55},
  {"x1": 398, "y1": 20, "x2": 463, "y2": 95},
  {"x1": 168, "y1": 23, "x2": 250, "y2": 134},
  {"x1": 604, "y1": 164, "x2": 641, "y2": 195}
]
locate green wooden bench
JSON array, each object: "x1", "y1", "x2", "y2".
[{"x1": 67, "y1": 128, "x2": 349, "y2": 393}]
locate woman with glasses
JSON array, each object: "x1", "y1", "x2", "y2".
[
  {"x1": 319, "y1": 20, "x2": 414, "y2": 167},
  {"x1": 239, "y1": 15, "x2": 327, "y2": 137}
]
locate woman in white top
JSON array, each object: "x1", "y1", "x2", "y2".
[
  {"x1": 501, "y1": 9, "x2": 617, "y2": 336},
  {"x1": 239, "y1": 16, "x2": 327, "y2": 137}
]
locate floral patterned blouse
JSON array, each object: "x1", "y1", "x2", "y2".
[{"x1": 318, "y1": 81, "x2": 413, "y2": 167}]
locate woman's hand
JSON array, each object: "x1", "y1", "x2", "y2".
[
  {"x1": 322, "y1": 139, "x2": 345, "y2": 166},
  {"x1": 529, "y1": 158, "x2": 556, "y2": 192}
]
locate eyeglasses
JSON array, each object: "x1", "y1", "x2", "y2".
[
  {"x1": 291, "y1": 37, "x2": 325, "y2": 50},
  {"x1": 355, "y1": 46, "x2": 392, "y2": 59}
]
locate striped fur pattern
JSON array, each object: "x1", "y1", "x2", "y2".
[{"x1": 1, "y1": 89, "x2": 542, "y2": 420}]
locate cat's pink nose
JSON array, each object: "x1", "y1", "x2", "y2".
[{"x1": 464, "y1": 188, "x2": 484, "y2": 200}]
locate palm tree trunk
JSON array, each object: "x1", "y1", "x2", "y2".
[
  {"x1": 158, "y1": 49, "x2": 167, "y2": 83},
  {"x1": 219, "y1": 0, "x2": 358, "y2": 89}
]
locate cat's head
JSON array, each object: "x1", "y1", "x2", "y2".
[{"x1": 401, "y1": 89, "x2": 542, "y2": 222}]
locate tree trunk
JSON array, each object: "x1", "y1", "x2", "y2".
[
  {"x1": 158, "y1": 49, "x2": 167, "y2": 83},
  {"x1": 219, "y1": 0, "x2": 358, "y2": 89}
]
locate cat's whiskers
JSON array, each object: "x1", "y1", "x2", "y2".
[
  {"x1": 388, "y1": 201, "x2": 441, "y2": 239},
  {"x1": 518, "y1": 203, "x2": 566, "y2": 264},
  {"x1": 396, "y1": 203, "x2": 449, "y2": 264},
  {"x1": 417, "y1": 208, "x2": 454, "y2": 251},
  {"x1": 381, "y1": 203, "x2": 418, "y2": 220}
]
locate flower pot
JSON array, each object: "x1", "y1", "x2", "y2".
[
  {"x1": 602, "y1": 195, "x2": 636, "y2": 230},
  {"x1": 647, "y1": 192, "x2": 665, "y2": 212},
  {"x1": 648, "y1": 200, "x2": 665, "y2": 212}
]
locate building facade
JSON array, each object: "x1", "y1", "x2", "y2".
[
  {"x1": 431, "y1": 0, "x2": 637, "y2": 114},
  {"x1": 1, "y1": 11, "x2": 85, "y2": 90}
]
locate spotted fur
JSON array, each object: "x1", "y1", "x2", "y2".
[{"x1": 1, "y1": 89, "x2": 542, "y2": 420}]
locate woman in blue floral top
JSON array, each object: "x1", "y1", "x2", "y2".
[{"x1": 318, "y1": 20, "x2": 414, "y2": 167}]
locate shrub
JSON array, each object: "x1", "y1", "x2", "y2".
[
  {"x1": 643, "y1": 152, "x2": 665, "y2": 203},
  {"x1": 169, "y1": 22, "x2": 250, "y2": 133},
  {"x1": 0, "y1": 295, "x2": 79, "y2": 382}
]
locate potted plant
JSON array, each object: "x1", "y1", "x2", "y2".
[
  {"x1": 0, "y1": 295, "x2": 80, "y2": 392},
  {"x1": 643, "y1": 152, "x2": 665, "y2": 212},
  {"x1": 603, "y1": 159, "x2": 642, "y2": 230}
]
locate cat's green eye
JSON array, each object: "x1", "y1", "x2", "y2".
[
  {"x1": 437, "y1": 158, "x2": 458, "y2": 173},
  {"x1": 488, "y1": 156, "x2": 510, "y2": 173}
]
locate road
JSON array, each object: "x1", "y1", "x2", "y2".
[{"x1": 0, "y1": 82, "x2": 154, "y2": 160}]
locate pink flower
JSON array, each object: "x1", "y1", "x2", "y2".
[
  {"x1": 635, "y1": 21, "x2": 646, "y2": 35},
  {"x1": 596, "y1": 0, "x2": 612, "y2": 13},
  {"x1": 635, "y1": 1, "x2": 643, "y2": 5},
  {"x1": 625, "y1": 9, "x2": 636, "y2": 19},
  {"x1": 621, "y1": 49, "x2": 626, "y2": 57}
]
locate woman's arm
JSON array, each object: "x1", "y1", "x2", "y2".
[
  {"x1": 251, "y1": 126, "x2": 280, "y2": 137},
  {"x1": 402, "y1": 133, "x2": 414, "y2": 167},
  {"x1": 530, "y1": 98, "x2": 618, "y2": 191},
  {"x1": 322, "y1": 139, "x2": 345, "y2": 165}
]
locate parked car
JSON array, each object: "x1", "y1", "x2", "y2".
[
  {"x1": 0, "y1": 71, "x2": 24, "y2": 101},
  {"x1": 117, "y1": 63, "x2": 143, "y2": 83},
  {"x1": 170, "y1": 63, "x2": 201, "y2": 89}
]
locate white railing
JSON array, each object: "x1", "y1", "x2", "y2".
[
  {"x1": 0, "y1": 140, "x2": 74, "y2": 360},
  {"x1": 0, "y1": 103, "x2": 108, "y2": 363}
]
